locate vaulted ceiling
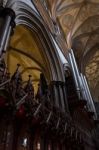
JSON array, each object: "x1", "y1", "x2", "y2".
[{"x1": 38, "y1": 0, "x2": 99, "y2": 101}]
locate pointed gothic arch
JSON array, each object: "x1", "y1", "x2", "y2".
[{"x1": 6, "y1": 0, "x2": 65, "y2": 82}]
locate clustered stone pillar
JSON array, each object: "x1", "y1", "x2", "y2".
[
  {"x1": 50, "y1": 81, "x2": 69, "y2": 112},
  {"x1": 0, "y1": 6, "x2": 15, "y2": 57}
]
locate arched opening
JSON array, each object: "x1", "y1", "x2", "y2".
[
  {"x1": 0, "y1": 1, "x2": 72, "y2": 149},
  {"x1": 0, "y1": 24, "x2": 58, "y2": 150},
  {"x1": 0, "y1": 21, "x2": 68, "y2": 149},
  {"x1": 5, "y1": 25, "x2": 52, "y2": 93}
]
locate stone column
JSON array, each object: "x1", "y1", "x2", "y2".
[
  {"x1": 0, "y1": 7, "x2": 15, "y2": 57},
  {"x1": 49, "y1": 81, "x2": 60, "y2": 108},
  {"x1": 50, "y1": 81, "x2": 69, "y2": 112},
  {"x1": 62, "y1": 83, "x2": 69, "y2": 113}
]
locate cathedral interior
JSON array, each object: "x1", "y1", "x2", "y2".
[{"x1": 0, "y1": 0, "x2": 99, "y2": 149}]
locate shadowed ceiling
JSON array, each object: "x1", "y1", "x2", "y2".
[{"x1": 39, "y1": 0, "x2": 99, "y2": 101}]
